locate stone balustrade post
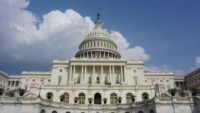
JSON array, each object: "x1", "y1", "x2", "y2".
[
  {"x1": 88, "y1": 104, "x2": 93, "y2": 113},
  {"x1": 103, "y1": 105, "x2": 107, "y2": 113}
]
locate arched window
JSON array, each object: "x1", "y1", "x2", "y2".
[
  {"x1": 150, "y1": 109, "x2": 154, "y2": 113},
  {"x1": 104, "y1": 43, "x2": 106, "y2": 47},
  {"x1": 126, "y1": 93, "x2": 133, "y2": 103},
  {"x1": 142, "y1": 92, "x2": 149, "y2": 100},
  {"x1": 40, "y1": 109, "x2": 45, "y2": 113},
  {"x1": 66, "y1": 112, "x2": 70, "y2": 113},
  {"x1": 107, "y1": 44, "x2": 109, "y2": 48},
  {"x1": 52, "y1": 111, "x2": 57, "y2": 113},
  {"x1": 63, "y1": 93, "x2": 69, "y2": 103},
  {"x1": 97, "y1": 42, "x2": 99, "y2": 46},
  {"x1": 88, "y1": 43, "x2": 89, "y2": 47},
  {"x1": 110, "y1": 93, "x2": 117, "y2": 104},
  {"x1": 78, "y1": 93, "x2": 85, "y2": 104},
  {"x1": 101, "y1": 42, "x2": 102, "y2": 47},
  {"x1": 91, "y1": 43, "x2": 92, "y2": 47},
  {"x1": 94, "y1": 42, "x2": 96, "y2": 47},
  {"x1": 138, "y1": 111, "x2": 144, "y2": 113}
]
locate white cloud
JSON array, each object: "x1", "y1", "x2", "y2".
[
  {"x1": 0, "y1": 0, "x2": 150, "y2": 64},
  {"x1": 189, "y1": 56, "x2": 200, "y2": 71},
  {"x1": 110, "y1": 31, "x2": 150, "y2": 61}
]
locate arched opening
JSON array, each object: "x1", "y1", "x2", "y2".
[
  {"x1": 110, "y1": 93, "x2": 117, "y2": 104},
  {"x1": 94, "y1": 93, "x2": 101, "y2": 104},
  {"x1": 40, "y1": 109, "x2": 45, "y2": 113},
  {"x1": 150, "y1": 109, "x2": 154, "y2": 113},
  {"x1": 78, "y1": 93, "x2": 85, "y2": 104},
  {"x1": 52, "y1": 111, "x2": 57, "y2": 113},
  {"x1": 126, "y1": 93, "x2": 133, "y2": 103},
  {"x1": 125, "y1": 112, "x2": 130, "y2": 113},
  {"x1": 63, "y1": 93, "x2": 69, "y2": 103},
  {"x1": 138, "y1": 111, "x2": 143, "y2": 113},
  {"x1": 66, "y1": 112, "x2": 70, "y2": 113}
]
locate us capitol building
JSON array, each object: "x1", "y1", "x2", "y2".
[{"x1": 0, "y1": 14, "x2": 200, "y2": 113}]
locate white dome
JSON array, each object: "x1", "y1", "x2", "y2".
[{"x1": 85, "y1": 28, "x2": 112, "y2": 40}]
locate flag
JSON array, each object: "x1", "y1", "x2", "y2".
[{"x1": 93, "y1": 52, "x2": 98, "y2": 57}]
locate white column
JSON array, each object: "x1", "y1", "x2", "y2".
[
  {"x1": 91, "y1": 51, "x2": 92, "y2": 58},
  {"x1": 178, "y1": 82, "x2": 181, "y2": 91},
  {"x1": 123, "y1": 66, "x2": 126, "y2": 82},
  {"x1": 104, "y1": 52, "x2": 105, "y2": 58},
  {"x1": 100, "y1": 51, "x2": 101, "y2": 58},
  {"x1": 87, "y1": 52, "x2": 88, "y2": 58},
  {"x1": 9, "y1": 81, "x2": 12, "y2": 90},
  {"x1": 70, "y1": 66, "x2": 72, "y2": 82},
  {"x1": 92, "y1": 65, "x2": 95, "y2": 83},
  {"x1": 84, "y1": 65, "x2": 87, "y2": 83},
  {"x1": 101, "y1": 65, "x2": 103, "y2": 83},
  {"x1": 81, "y1": 65, "x2": 83, "y2": 83},
  {"x1": 13, "y1": 81, "x2": 16, "y2": 90},
  {"x1": 109, "y1": 65, "x2": 111, "y2": 82},
  {"x1": 73, "y1": 65, "x2": 76, "y2": 83},
  {"x1": 112, "y1": 65, "x2": 115, "y2": 83},
  {"x1": 120, "y1": 66, "x2": 123, "y2": 82}
]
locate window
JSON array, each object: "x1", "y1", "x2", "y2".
[
  {"x1": 160, "y1": 80, "x2": 162, "y2": 82},
  {"x1": 145, "y1": 80, "x2": 147, "y2": 82},
  {"x1": 25, "y1": 86, "x2": 28, "y2": 90},
  {"x1": 115, "y1": 70, "x2": 118, "y2": 73},
  {"x1": 91, "y1": 43, "x2": 92, "y2": 47},
  {"x1": 33, "y1": 79, "x2": 35, "y2": 82},
  {"x1": 104, "y1": 70, "x2": 107, "y2": 73},
  {"x1": 133, "y1": 70, "x2": 136, "y2": 73},
  {"x1": 104, "y1": 43, "x2": 106, "y2": 47},
  {"x1": 63, "y1": 93, "x2": 69, "y2": 103},
  {"x1": 78, "y1": 70, "x2": 81, "y2": 72},
  {"x1": 134, "y1": 78, "x2": 137, "y2": 85},
  {"x1": 88, "y1": 70, "x2": 92, "y2": 73},
  {"x1": 105, "y1": 77, "x2": 107, "y2": 83},
  {"x1": 40, "y1": 109, "x2": 45, "y2": 113},
  {"x1": 48, "y1": 79, "x2": 51, "y2": 82},
  {"x1": 126, "y1": 93, "x2": 133, "y2": 103},
  {"x1": 77, "y1": 77, "x2": 80, "y2": 83},
  {"x1": 97, "y1": 42, "x2": 99, "y2": 46},
  {"x1": 78, "y1": 93, "x2": 85, "y2": 104},
  {"x1": 41, "y1": 79, "x2": 43, "y2": 82},
  {"x1": 94, "y1": 42, "x2": 96, "y2": 47},
  {"x1": 116, "y1": 77, "x2": 119, "y2": 83},
  {"x1": 26, "y1": 79, "x2": 29, "y2": 81},
  {"x1": 58, "y1": 78, "x2": 62, "y2": 85},
  {"x1": 96, "y1": 70, "x2": 99, "y2": 73},
  {"x1": 97, "y1": 77, "x2": 99, "y2": 83},
  {"x1": 89, "y1": 77, "x2": 91, "y2": 83},
  {"x1": 60, "y1": 69, "x2": 62, "y2": 72},
  {"x1": 110, "y1": 93, "x2": 117, "y2": 104},
  {"x1": 166, "y1": 80, "x2": 169, "y2": 82}
]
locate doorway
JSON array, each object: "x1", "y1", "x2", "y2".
[{"x1": 94, "y1": 93, "x2": 101, "y2": 104}]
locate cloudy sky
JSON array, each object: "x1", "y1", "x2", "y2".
[{"x1": 0, "y1": 0, "x2": 200, "y2": 76}]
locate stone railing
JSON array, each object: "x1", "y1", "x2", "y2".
[
  {"x1": 159, "y1": 97, "x2": 172, "y2": 101},
  {"x1": 22, "y1": 97, "x2": 36, "y2": 101},
  {"x1": 22, "y1": 71, "x2": 52, "y2": 74},
  {"x1": 177, "y1": 97, "x2": 189, "y2": 101},
  {"x1": 3, "y1": 97, "x2": 18, "y2": 102}
]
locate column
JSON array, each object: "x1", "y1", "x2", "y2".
[
  {"x1": 70, "y1": 66, "x2": 72, "y2": 82},
  {"x1": 109, "y1": 65, "x2": 111, "y2": 82},
  {"x1": 9, "y1": 81, "x2": 12, "y2": 90},
  {"x1": 100, "y1": 51, "x2": 101, "y2": 58},
  {"x1": 73, "y1": 65, "x2": 76, "y2": 83},
  {"x1": 178, "y1": 82, "x2": 181, "y2": 91},
  {"x1": 104, "y1": 52, "x2": 105, "y2": 58},
  {"x1": 123, "y1": 66, "x2": 126, "y2": 82},
  {"x1": 81, "y1": 65, "x2": 83, "y2": 83},
  {"x1": 112, "y1": 65, "x2": 115, "y2": 83},
  {"x1": 84, "y1": 65, "x2": 87, "y2": 83},
  {"x1": 101, "y1": 65, "x2": 103, "y2": 83},
  {"x1": 92, "y1": 65, "x2": 95, "y2": 83},
  {"x1": 13, "y1": 81, "x2": 16, "y2": 90},
  {"x1": 91, "y1": 51, "x2": 92, "y2": 58},
  {"x1": 120, "y1": 66, "x2": 123, "y2": 82}
]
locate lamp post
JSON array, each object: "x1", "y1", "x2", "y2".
[{"x1": 37, "y1": 78, "x2": 44, "y2": 98}]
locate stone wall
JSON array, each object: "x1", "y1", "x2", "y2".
[{"x1": 0, "y1": 96, "x2": 199, "y2": 113}]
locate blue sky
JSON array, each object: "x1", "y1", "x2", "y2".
[{"x1": 0, "y1": 0, "x2": 200, "y2": 75}]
